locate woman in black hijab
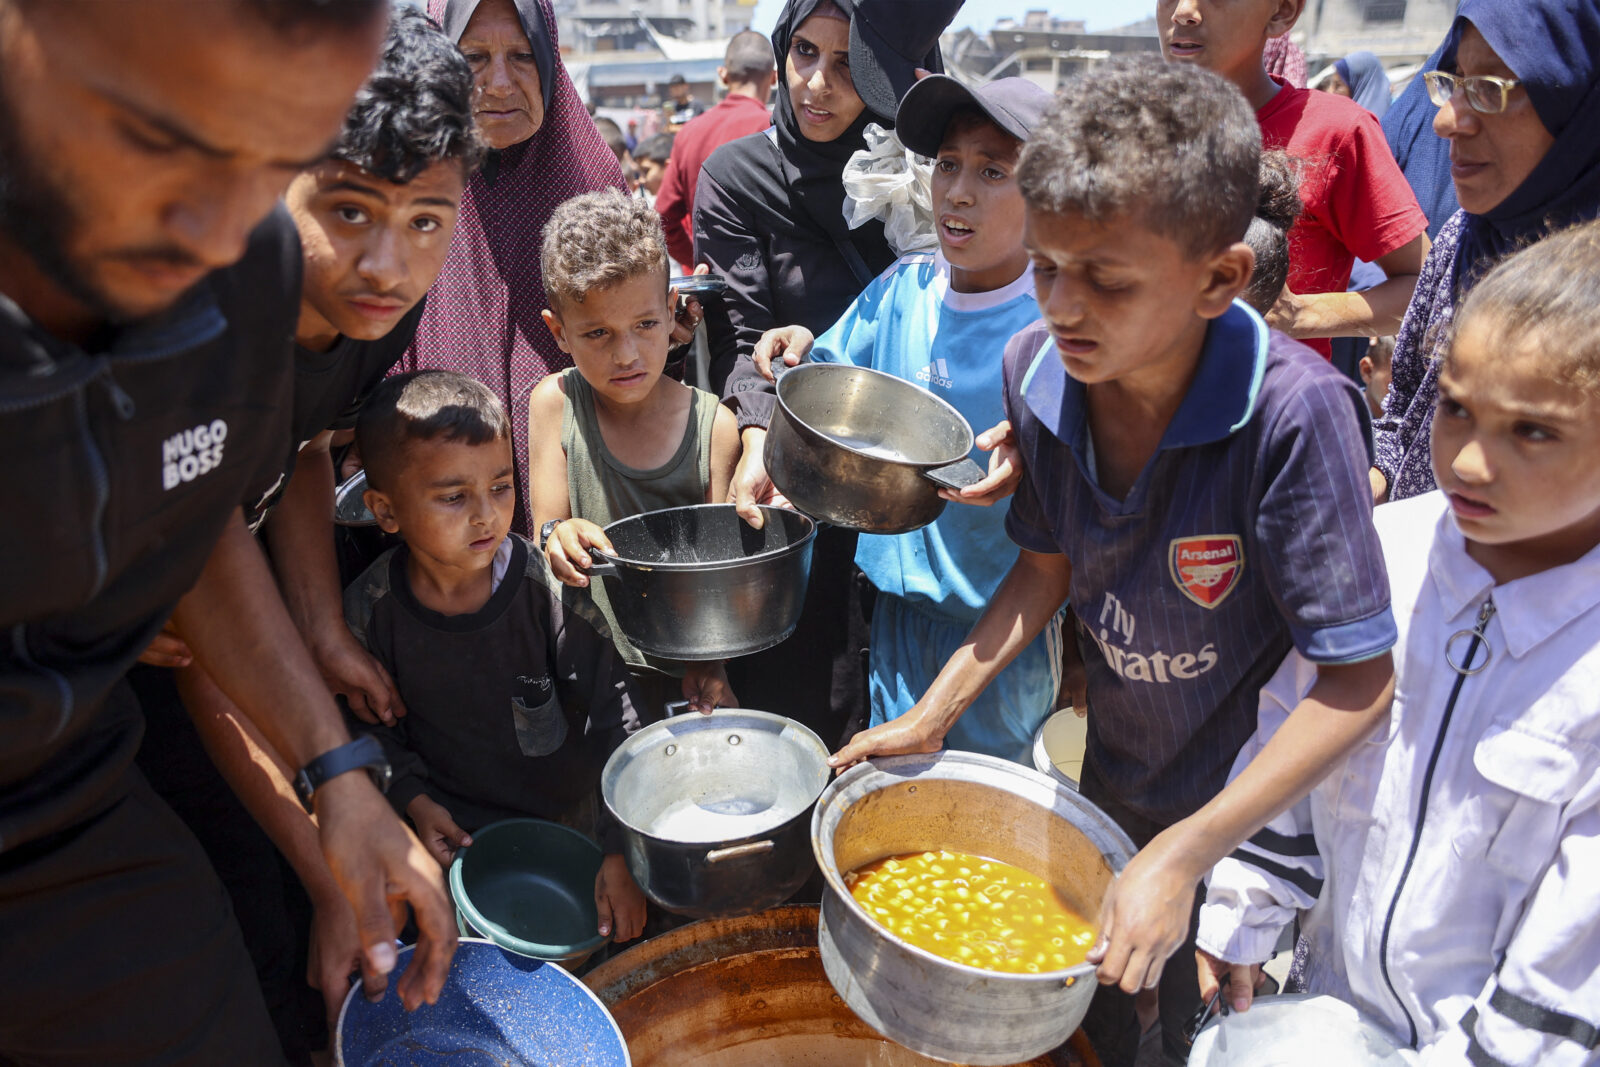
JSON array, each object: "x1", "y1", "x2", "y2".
[{"x1": 693, "y1": 0, "x2": 958, "y2": 746}]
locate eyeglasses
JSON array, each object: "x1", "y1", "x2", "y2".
[{"x1": 1423, "y1": 71, "x2": 1524, "y2": 115}]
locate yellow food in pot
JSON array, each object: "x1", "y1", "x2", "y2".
[{"x1": 844, "y1": 850, "x2": 1097, "y2": 974}]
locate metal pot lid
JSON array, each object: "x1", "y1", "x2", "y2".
[
  {"x1": 775, "y1": 363, "x2": 976, "y2": 468},
  {"x1": 602, "y1": 709, "x2": 831, "y2": 845}
]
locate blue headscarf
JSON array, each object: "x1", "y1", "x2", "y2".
[
  {"x1": 1382, "y1": 39, "x2": 1457, "y2": 239},
  {"x1": 1444, "y1": 0, "x2": 1600, "y2": 281},
  {"x1": 1335, "y1": 51, "x2": 1392, "y2": 118}
]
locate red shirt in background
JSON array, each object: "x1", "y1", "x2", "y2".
[
  {"x1": 1256, "y1": 78, "x2": 1428, "y2": 358},
  {"x1": 656, "y1": 92, "x2": 772, "y2": 266}
]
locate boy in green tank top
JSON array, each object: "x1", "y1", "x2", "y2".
[{"x1": 528, "y1": 190, "x2": 742, "y2": 717}]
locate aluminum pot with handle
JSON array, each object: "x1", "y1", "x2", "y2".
[
  {"x1": 585, "y1": 503, "x2": 815, "y2": 661},
  {"x1": 602, "y1": 706, "x2": 832, "y2": 919},
  {"x1": 766, "y1": 363, "x2": 988, "y2": 534},
  {"x1": 813, "y1": 751, "x2": 1136, "y2": 1066}
]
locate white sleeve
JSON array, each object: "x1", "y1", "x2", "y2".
[
  {"x1": 1196, "y1": 651, "x2": 1327, "y2": 965},
  {"x1": 1418, "y1": 798, "x2": 1600, "y2": 1067}
]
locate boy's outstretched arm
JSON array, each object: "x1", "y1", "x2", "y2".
[
  {"x1": 265, "y1": 430, "x2": 405, "y2": 725},
  {"x1": 525, "y1": 374, "x2": 610, "y2": 587},
  {"x1": 829, "y1": 548, "x2": 1071, "y2": 768},
  {"x1": 1088, "y1": 653, "x2": 1394, "y2": 994}
]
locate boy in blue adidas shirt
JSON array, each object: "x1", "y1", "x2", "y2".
[
  {"x1": 833, "y1": 60, "x2": 1397, "y2": 1067},
  {"x1": 751, "y1": 76, "x2": 1059, "y2": 763}
]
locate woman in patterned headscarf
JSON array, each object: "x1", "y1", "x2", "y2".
[
  {"x1": 1262, "y1": 33, "x2": 1307, "y2": 89},
  {"x1": 400, "y1": 0, "x2": 626, "y2": 534}
]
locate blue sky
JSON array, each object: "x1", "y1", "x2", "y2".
[{"x1": 745, "y1": 0, "x2": 1158, "y2": 35}]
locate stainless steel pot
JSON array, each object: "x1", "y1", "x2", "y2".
[
  {"x1": 587, "y1": 504, "x2": 815, "y2": 661},
  {"x1": 767, "y1": 363, "x2": 988, "y2": 534},
  {"x1": 601, "y1": 708, "x2": 831, "y2": 919},
  {"x1": 812, "y1": 751, "x2": 1137, "y2": 1066}
]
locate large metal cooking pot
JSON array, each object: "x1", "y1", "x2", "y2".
[
  {"x1": 767, "y1": 363, "x2": 988, "y2": 534},
  {"x1": 583, "y1": 904, "x2": 1100, "y2": 1067},
  {"x1": 602, "y1": 708, "x2": 830, "y2": 919},
  {"x1": 813, "y1": 751, "x2": 1137, "y2": 1066},
  {"x1": 1187, "y1": 994, "x2": 1415, "y2": 1066},
  {"x1": 587, "y1": 504, "x2": 815, "y2": 661}
]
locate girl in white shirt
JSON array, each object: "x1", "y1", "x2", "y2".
[{"x1": 1195, "y1": 220, "x2": 1600, "y2": 1067}]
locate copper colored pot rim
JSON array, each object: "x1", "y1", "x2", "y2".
[{"x1": 583, "y1": 906, "x2": 1099, "y2": 1067}]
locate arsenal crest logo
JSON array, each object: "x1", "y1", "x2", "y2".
[{"x1": 1169, "y1": 535, "x2": 1244, "y2": 610}]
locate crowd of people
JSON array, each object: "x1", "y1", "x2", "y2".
[{"x1": 3, "y1": 0, "x2": 1599, "y2": 1065}]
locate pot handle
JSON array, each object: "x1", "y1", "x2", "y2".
[
  {"x1": 921, "y1": 456, "x2": 988, "y2": 492},
  {"x1": 664, "y1": 700, "x2": 690, "y2": 717},
  {"x1": 704, "y1": 840, "x2": 776, "y2": 865},
  {"x1": 586, "y1": 559, "x2": 619, "y2": 579}
]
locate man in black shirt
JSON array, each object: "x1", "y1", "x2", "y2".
[
  {"x1": 129, "y1": 11, "x2": 486, "y2": 1044},
  {"x1": 0, "y1": 2, "x2": 455, "y2": 1062}
]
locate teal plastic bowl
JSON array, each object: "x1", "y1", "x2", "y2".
[{"x1": 448, "y1": 818, "x2": 607, "y2": 962}]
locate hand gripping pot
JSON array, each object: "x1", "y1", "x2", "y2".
[{"x1": 812, "y1": 751, "x2": 1136, "y2": 1066}]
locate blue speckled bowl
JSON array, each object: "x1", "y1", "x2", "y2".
[{"x1": 335, "y1": 938, "x2": 630, "y2": 1067}]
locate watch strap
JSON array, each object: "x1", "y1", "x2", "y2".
[
  {"x1": 539, "y1": 518, "x2": 562, "y2": 553},
  {"x1": 294, "y1": 734, "x2": 392, "y2": 813}
]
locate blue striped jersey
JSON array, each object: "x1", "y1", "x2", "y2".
[{"x1": 1002, "y1": 302, "x2": 1396, "y2": 825}]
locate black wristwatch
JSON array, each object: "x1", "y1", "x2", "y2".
[
  {"x1": 539, "y1": 518, "x2": 562, "y2": 553},
  {"x1": 294, "y1": 735, "x2": 392, "y2": 814}
]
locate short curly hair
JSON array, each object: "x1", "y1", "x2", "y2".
[
  {"x1": 1018, "y1": 57, "x2": 1261, "y2": 258},
  {"x1": 541, "y1": 189, "x2": 670, "y2": 311},
  {"x1": 332, "y1": 7, "x2": 485, "y2": 184}
]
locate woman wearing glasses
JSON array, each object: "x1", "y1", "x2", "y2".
[{"x1": 1372, "y1": 0, "x2": 1600, "y2": 503}]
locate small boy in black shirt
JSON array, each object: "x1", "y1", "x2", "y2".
[{"x1": 347, "y1": 370, "x2": 648, "y2": 943}]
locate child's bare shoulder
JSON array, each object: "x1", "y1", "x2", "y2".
[{"x1": 528, "y1": 371, "x2": 570, "y2": 419}]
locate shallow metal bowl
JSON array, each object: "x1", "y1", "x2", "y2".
[{"x1": 768, "y1": 363, "x2": 983, "y2": 533}]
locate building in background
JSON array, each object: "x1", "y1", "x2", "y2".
[
  {"x1": 557, "y1": 2, "x2": 763, "y2": 136},
  {"x1": 942, "y1": 9, "x2": 1159, "y2": 89},
  {"x1": 555, "y1": 0, "x2": 755, "y2": 53},
  {"x1": 1296, "y1": 0, "x2": 1458, "y2": 65}
]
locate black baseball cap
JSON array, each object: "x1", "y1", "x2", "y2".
[
  {"x1": 895, "y1": 75, "x2": 1055, "y2": 158},
  {"x1": 848, "y1": 0, "x2": 964, "y2": 122}
]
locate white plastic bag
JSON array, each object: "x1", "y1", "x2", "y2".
[{"x1": 841, "y1": 123, "x2": 938, "y2": 257}]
